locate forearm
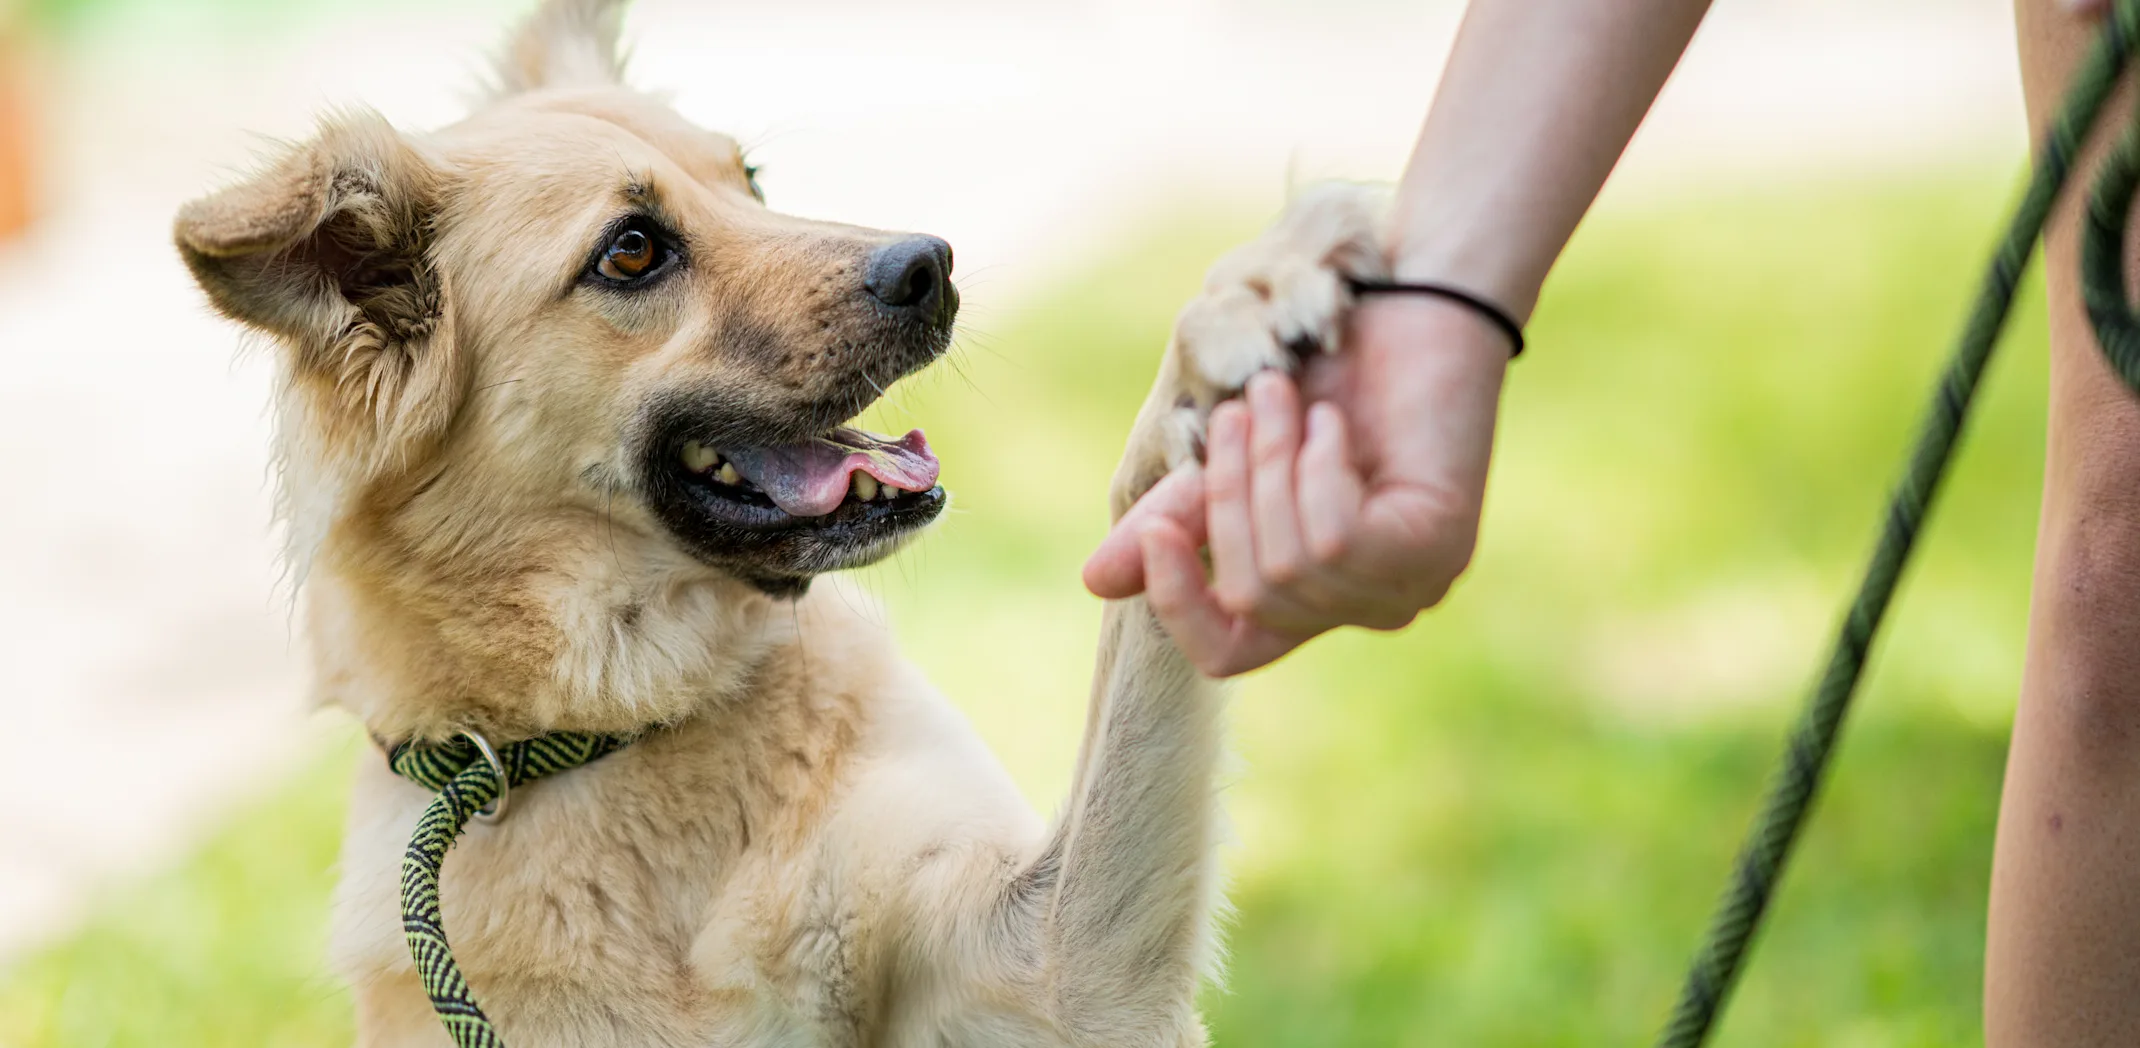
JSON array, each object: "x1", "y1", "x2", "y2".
[
  {"x1": 1023, "y1": 600, "x2": 1223, "y2": 1036},
  {"x1": 1390, "y1": 0, "x2": 1713, "y2": 319}
]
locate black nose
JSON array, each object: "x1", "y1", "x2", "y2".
[{"x1": 864, "y1": 235, "x2": 954, "y2": 314}]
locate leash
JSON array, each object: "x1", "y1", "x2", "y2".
[
  {"x1": 1656, "y1": 4, "x2": 2140, "y2": 1045},
  {"x1": 386, "y1": 730, "x2": 633, "y2": 1048}
]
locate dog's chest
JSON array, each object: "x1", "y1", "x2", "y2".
[
  {"x1": 337, "y1": 800, "x2": 886, "y2": 1044},
  {"x1": 332, "y1": 732, "x2": 894, "y2": 1044}
]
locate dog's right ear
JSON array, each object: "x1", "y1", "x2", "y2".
[{"x1": 175, "y1": 111, "x2": 463, "y2": 467}]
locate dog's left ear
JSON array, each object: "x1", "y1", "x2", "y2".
[{"x1": 494, "y1": 0, "x2": 629, "y2": 95}]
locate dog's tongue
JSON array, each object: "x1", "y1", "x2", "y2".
[{"x1": 720, "y1": 428, "x2": 939, "y2": 517}]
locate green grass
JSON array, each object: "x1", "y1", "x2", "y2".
[{"x1": 0, "y1": 167, "x2": 2048, "y2": 1047}]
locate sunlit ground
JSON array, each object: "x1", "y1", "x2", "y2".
[{"x1": 0, "y1": 165, "x2": 2043, "y2": 1046}]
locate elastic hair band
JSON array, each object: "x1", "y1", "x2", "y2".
[{"x1": 1348, "y1": 279, "x2": 1525, "y2": 358}]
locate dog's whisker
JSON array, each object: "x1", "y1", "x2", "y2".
[
  {"x1": 948, "y1": 263, "x2": 1012, "y2": 291},
  {"x1": 951, "y1": 328, "x2": 1015, "y2": 368},
  {"x1": 938, "y1": 353, "x2": 994, "y2": 405}
]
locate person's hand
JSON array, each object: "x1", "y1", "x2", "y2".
[{"x1": 1084, "y1": 293, "x2": 1512, "y2": 676}]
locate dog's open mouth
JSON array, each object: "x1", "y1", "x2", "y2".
[{"x1": 668, "y1": 426, "x2": 945, "y2": 531}]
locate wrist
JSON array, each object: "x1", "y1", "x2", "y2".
[
  {"x1": 1349, "y1": 278, "x2": 1525, "y2": 357},
  {"x1": 1351, "y1": 289, "x2": 1522, "y2": 369},
  {"x1": 1385, "y1": 217, "x2": 1545, "y2": 326}
]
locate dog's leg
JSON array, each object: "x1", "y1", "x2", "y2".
[
  {"x1": 1003, "y1": 184, "x2": 1390, "y2": 1047},
  {"x1": 1015, "y1": 598, "x2": 1221, "y2": 1046}
]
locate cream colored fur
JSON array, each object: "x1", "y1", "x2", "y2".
[{"x1": 172, "y1": 2, "x2": 1388, "y2": 1044}]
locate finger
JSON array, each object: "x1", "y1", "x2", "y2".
[
  {"x1": 1202, "y1": 400, "x2": 1261, "y2": 612},
  {"x1": 1205, "y1": 395, "x2": 1323, "y2": 629},
  {"x1": 1139, "y1": 517, "x2": 1245, "y2": 674},
  {"x1": 1296, "y1": 401, "x2": 1365, "y2": 569},
  {"x1": 1247, "y1": 372, "x2": 1309, "y2": 593},
  {"x1": 1227, "y1": 374, "x2": 1344, "y2": 632},
  {"x1": 1084, "y1": 466, "x2": 1207, "y2": 599}
]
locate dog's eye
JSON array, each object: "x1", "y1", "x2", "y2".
[
  {"x1": 743, "y1": 163, "x2": 764, "y2": 202},
  {"x1": 593, "y1": 222, "x2": 670, "y2": 283}
]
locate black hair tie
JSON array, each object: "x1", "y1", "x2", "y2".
[{"x1": 1348, "y1": 278, "x2": 1525, "y2": 358}]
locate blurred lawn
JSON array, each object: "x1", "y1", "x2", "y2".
[{"x1": 0, "y1": 167, "x2": 2046, "y2": 1047}]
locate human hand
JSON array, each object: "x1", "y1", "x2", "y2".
[{"x1": 1085, "y1": 293, "x2": 1512, "y2": 676}]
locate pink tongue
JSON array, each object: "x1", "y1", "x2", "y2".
[{"x1": 720, "y1": 428, "x2": 940, "y2": 517}]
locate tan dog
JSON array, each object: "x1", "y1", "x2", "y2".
[{"x1": 173, "y1": 1, "x2": 1385, "y2": 1043}]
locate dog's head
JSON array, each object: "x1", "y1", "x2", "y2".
[
  {"x1": 173, "y1": 0, "x2": 955, "y2": 733},
  {"x1": 177, "y1": 0, "x2": 952, "y2": 590}
]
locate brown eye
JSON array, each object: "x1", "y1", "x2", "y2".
[{"x1": 593, "y1": 223, "x2": 669, "y2": 284}]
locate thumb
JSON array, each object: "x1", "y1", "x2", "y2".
[{"x1": 1084, "y1": 466, "x2": 1207, "y2": 599}]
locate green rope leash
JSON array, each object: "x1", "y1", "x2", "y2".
[
  {"x1": 1656, "y1": 4, "x2": 2140, "y2": 1045},
  {"x1": 387, "y1": 730, "x2": 632, "y2": 1048}
]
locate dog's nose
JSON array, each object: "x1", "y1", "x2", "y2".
[{"x1": 864, "y1": 235, "x2": 953, "y2": 314}]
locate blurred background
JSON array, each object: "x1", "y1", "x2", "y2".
[{"x1": 0, "y1": 0, "x2": 2047, "y2": 1044}]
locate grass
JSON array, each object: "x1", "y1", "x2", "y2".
[{"x1": 0, "y1": 166, "x2": 2047, "y2": 1047}]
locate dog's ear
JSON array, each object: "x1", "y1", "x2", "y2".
[
  {"x1": 175, "y1": 111, "x2": 442, "y2": 354},
  {"x1": 495, "y1": 0, "x2": 629, "y2": 95},
  {"x1": 175, "y1": 110, "x2": 463, "y2": 470}
]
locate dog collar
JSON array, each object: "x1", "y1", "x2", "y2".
[{"x1": 383, "y1": 729, "x2": 635, "y2": 1046}]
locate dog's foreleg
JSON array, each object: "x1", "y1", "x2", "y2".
[
  {"x1": 1014, "y1": 597, "x2": 1222, "y2": 1047},
  {"x1": 987, "y1": 185, "x2": 1397, "y2": 1045}
]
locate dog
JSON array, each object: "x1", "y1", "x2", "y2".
[{"x1": 172, "y1": 1, "x2": 1387, "y2": 1043}]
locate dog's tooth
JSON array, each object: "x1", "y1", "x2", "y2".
[
  {"x1": 681, "y1": 441, "x2": 718, "y2": 473},
  {"x1": 880, "y1": 483, "x2": 902, "y2": 500},
  {"x1": 852, "y1": 473, "x2": 879, "y2": 502},
  {"x1": 715, "y1": 462, "x2": 742, "y2": 486}
]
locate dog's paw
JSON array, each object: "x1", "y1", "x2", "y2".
[
  {"x1": 1161, "y1": 183, "x2": 1389, "y2": 463},
  {"x1": 1109, "y1": 183, "x2": 1390, "y2": 518}
]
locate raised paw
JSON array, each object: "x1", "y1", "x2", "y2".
[
  {"x1": 1110, "y1": 182, "x2": 1390, "y2": 518},
  {"x1": 1173, "y1": 183, "x2": 1390, "y2": 408}
]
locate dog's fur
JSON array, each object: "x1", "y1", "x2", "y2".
[{"x1": 173, "y1": 2, "x2": 1386, "y2": 1044}]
